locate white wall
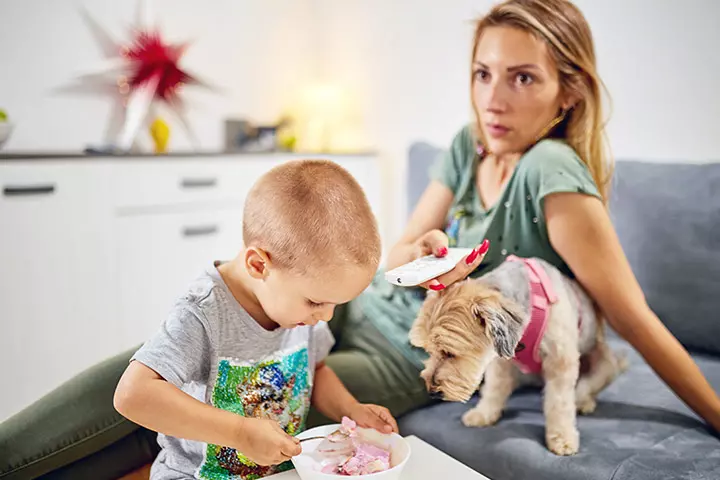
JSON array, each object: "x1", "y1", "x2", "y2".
[
  {"x1": 0, "y1": 0, "x2": 316, "y2": 152},
  {"x1": 2, "y1": 0, "x2": 719, "y2": 246},
  {"x1": 312, "y1": 0, "x2": 720, "y2": 244}
]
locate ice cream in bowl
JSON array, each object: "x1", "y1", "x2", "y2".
[{"x1": 292, "y1": 417, "x2": 411, "y2": 479}]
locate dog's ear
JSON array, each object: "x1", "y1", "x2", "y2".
[
  {"x1": 409, "y1": 290, "x2": 441, "y2": 349},
  {"x1": 409, "y1": 318, "x2": 428, "y2": 349},
  {"x1": 474, "y1": 299, "x2": 525, "y2": 358}
]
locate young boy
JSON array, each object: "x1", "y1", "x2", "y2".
[{"x1": 114, "y1": 159, "x2": 397, "y2": 480}]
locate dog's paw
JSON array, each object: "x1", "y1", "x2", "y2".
[
  {"x1": 577, "y1": 398, "x2": 597, "y2": 415},
  {"x1": 576, "y1": 395, "x2": 597, "y2": 415},
  {"x1": 462, "y1": 406, "x2": 502, "y2": 428},
  {"x1": 575, "y1": 381, "x2": 595, "y2": 415},
  {"x1": 546, "y1": 428, "x2": 579, "y2": 456},
  {"x1": 616, "y1": 352, "x2": 630, "y2": 373}
]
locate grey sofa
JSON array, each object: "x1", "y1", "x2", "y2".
[{"x1": 397, "y1": 142, "x2": 720, "y2": 480}]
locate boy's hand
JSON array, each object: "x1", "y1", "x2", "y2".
[
  {"x1": 347, "y1": 403, "x2": 399, "y2": 434},
  {"x1": 235, "y1": 417, "x2": 302, "y2": 466}
]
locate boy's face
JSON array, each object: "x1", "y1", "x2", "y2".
[{"x1": 255, "y1": 257, "x2": 376, "y2": 329}]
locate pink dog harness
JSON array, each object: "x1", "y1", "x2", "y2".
[{"x1": 506, "y1": 255, "x2": 558, "y2": 374}]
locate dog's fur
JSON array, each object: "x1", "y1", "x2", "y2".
[{"x1": 409, "y1": 258, "x2": 627, "y2": 455}]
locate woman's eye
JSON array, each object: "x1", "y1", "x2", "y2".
[
  {"x1": 473, "y1": 69, "x2": 490, "y2": 82},
  {"x1": 306, "y1": 299, "x2": 323, "y2": 308},
  {"x1": 515, "y1": 72, "x2": 534, "y2": 86}
]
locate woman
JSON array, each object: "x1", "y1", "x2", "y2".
[
  {"x1": 325, "y1": 0, "x2": 720, "y2": 432},
  {"x1": 2, "y1": 0, "x2": 718, "y2": 478}
]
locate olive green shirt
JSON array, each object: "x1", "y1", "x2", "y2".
[{"x1": 357, "y1": 125, "x2": 602, "y2": 369}]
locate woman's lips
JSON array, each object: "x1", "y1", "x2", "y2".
[{"x1": 486, "y1": 123, "x2": 511, "y2": 138}]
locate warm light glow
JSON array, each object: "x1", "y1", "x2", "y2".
[{"x1": 289, "y1": 83, "x2": 367, "y2": 153}]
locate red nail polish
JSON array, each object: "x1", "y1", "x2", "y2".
[
  {"x1": 429, "y1": 283, "x2": 446, "y2": 291},
  {"x1": 466, "y1": 249, "x2": 479, "y2": 265},
  {"x1": 437, "y1": 247, "x2": 448, "y2": 257},
  {"x1": 478, "y1": 239, "x2": 490, "y2": 255}
]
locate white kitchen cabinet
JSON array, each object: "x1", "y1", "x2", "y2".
[
  {"x1": 110, "y1": 158, "x2": 282, "y2": 212},
  {"x1": 0, "y1": 153, "x2": 381, "y2": 421},
  {"x1": 0, "y1": 162, "x2": 115, "y2": 420},
  {"x1": 114, "y1": 207, "x2": 246, "y2": 350}
]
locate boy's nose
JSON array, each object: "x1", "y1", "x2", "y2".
[{"x1": 317, "y1": 305, "x2": 335, "y2": 322}]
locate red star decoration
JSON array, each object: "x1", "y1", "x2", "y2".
[
  {"x1": 61, "y1": 3, "x2": 222, "y2": 150},
  {"x1": 122, "y1": 30, "x2": 196, "y2": 103}
]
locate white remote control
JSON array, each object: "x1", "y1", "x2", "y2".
[{"x1": 384, "y1": 248, "x2": 474, "y2": 287}]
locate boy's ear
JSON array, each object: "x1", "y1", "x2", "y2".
[{"x1": 245, "y1": 247, "x2": 271, "y2": 279}]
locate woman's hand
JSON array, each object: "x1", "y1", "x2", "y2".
[
  {"x1": 412, "y1": 233, "x2": 490, "y2": 291},
  {"x1": 407, "y1": 229, "x2": 449, "y2": 262},
  {"x1": 386, "y1": 181, "x2": 490, "y2": 289},
  {"x1": 385, "y1": 182, "x2": 455, "y2": 271}
]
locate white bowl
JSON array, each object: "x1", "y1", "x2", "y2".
[
  {"x1": 293, "y1": 424, "x2": 411, "y2": 480},
  {"x1": 0, "y1": 123, "x2": 12, "y2": 149}
]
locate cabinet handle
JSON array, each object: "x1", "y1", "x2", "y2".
[
  {"x1": 3, "y1": 184, "x2": 56, "y2": 197},
  {"x1": 182, "y1": 225, "x2": 219, "y2": 237},
  {"x1": 180, "y1": 177, "x2": 217, "y2": 189}
]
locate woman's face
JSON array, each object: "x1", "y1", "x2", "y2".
[{"x1": 472, "y1": 26, "x2": 567, "y2": 156}]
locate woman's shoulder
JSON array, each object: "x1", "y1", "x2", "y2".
[
  {"x1": 519, "y1": 138, "x2": 587, "y2": 174},
  {"x1": 516, "y1": 138, "x2": 601, "y2": 201},
  {"x1": 447, "y1": 123, "x2": 477, "y2": 161}
]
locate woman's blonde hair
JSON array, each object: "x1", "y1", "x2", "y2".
[{"x1": 471, "y1": 0, "x2": 613, "y2": 201}]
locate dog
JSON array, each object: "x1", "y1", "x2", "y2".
[{"x1": 409, "y1": 255, "x2": 627, "y2": 455}]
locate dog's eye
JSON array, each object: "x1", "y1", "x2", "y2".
[{"x1": 441, "y1": 350, "x2": 456, "y2": 359}]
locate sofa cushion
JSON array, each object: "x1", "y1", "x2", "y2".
[
  {"x1": 398, "y1": 338, "x2": 720, "y2": 480},
  {"x1": 609, "y1": 161, "x2": 720, "y2": 356}
]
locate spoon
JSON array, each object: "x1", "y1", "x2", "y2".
[{"x1": 299, "y1": 427, "x2": 350, "y2": 443}]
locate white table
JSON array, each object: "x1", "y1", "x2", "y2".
[{"x1": 267, "y1": 435, "x2": 491, "y2": 479}]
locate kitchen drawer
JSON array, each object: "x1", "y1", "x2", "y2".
[
  {"x1": 0, "y1": 162, "x2": 107, "y2": 204},
  {"x1": 0, "y1": 162, "x2": 115, "y2": 421},
  {"x1": 110, "y1": 158, "x2": 283, "y2": 211},
  {"x1": 114, "y1": 208, "x2": 245, "y2": 349}
]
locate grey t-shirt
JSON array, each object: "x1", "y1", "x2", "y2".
[{"x1": 131, "y1": 263, "x2": 335, "y2": 480}]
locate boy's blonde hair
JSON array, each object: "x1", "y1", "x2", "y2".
[{"x1": 243, "y1": 159, "x2": 381, "y2": 275}]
